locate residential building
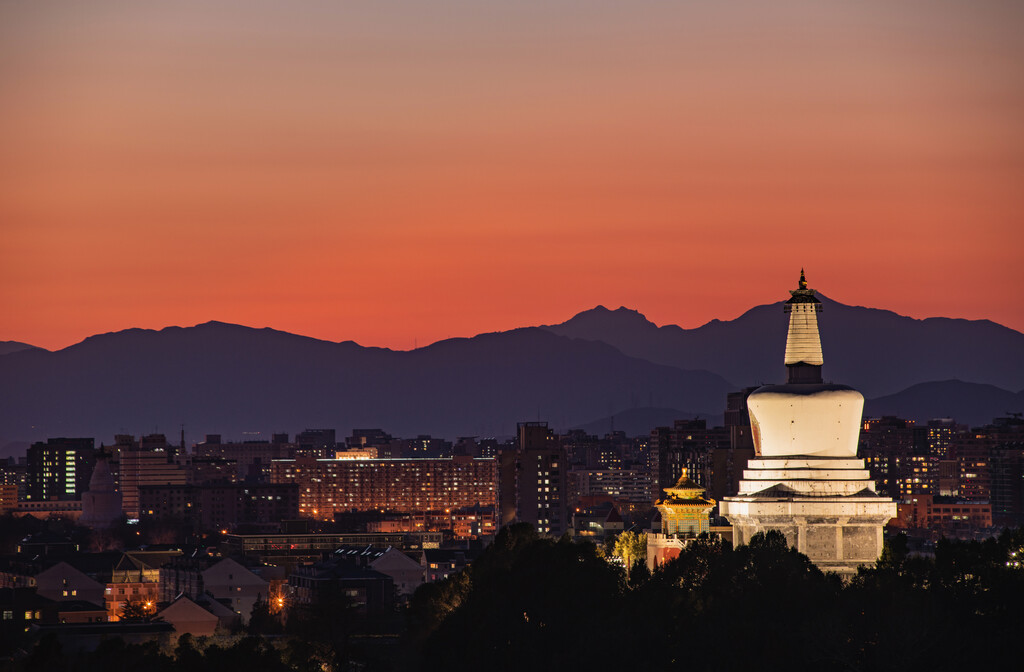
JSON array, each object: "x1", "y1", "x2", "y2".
[
  {"x1": 420, "y1": 549, "x2": 477, "y2": 583},
  {"x1": 329, "y1": 546, "x2": 425, "y2": 598},
  {"x1": 269, "y1": 455, "x2": 498, "y2": 523},
  {"x1": 116, "y1": 434, "x2": 187, "y2": 519},
  {"x1": 224, "y1": 532, "x2": 442, "y2": 568},
  {"x1": 894, "y1": 494, "x2": 993, "y2": 539},
  {"x1": 513, "y1": 422, "x2": 569, "y2": 536},
  {"x1": 294, "y1": 429, "x2": 337, "y2": 459},
  {"x1": 568, "y1": 468, "x2": 652, "y2": 507},
  {"x1": 138, "y1": 483, "x2": 299, "y2": 531},
  {"x1": 160, "y1": 556, "x2": 268, "y2": 625},
  {"x1": 26, "y1": 438, "x2": 95, "y2": 502},
  {"x1": 570, "y1": 503, "x2": 624, "y2": 541},
  {"x1": 288, "y1": 559, "x2": 394, "y2": 616},
  {"x1": 191, "y1": 435, "x2": 296, "y2": 482},
  {"x1": 34, "y1": 562, "x2": 105, "y2": 606}
]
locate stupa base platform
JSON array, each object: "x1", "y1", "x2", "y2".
[{"x1": 723, "y1": 500, "x2": 895, "y2": 578}]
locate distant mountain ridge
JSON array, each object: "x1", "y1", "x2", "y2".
[
  {"x1": 0, "y1": 341, "x2": 42, "y2": 356},
  {"x1": 542, "y1": 297, "x2": 1024, "y2": 398},
  {"x1": 863, "y1": 380, "x2": 1024, "y2": 428},
  {"x1": 0, "y1": 322, "x2": 731, "y2": 451},
  {"x1": 2, "y1": 297, "x2": 1022, "y2": 453}
]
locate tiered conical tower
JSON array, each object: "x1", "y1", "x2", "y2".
[{"x1": 720, "y1": 271, "x2": 896, "y2": 577}]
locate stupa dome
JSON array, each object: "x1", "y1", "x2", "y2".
[
  {"x1": 87, "y1": 455, "x2": 115, "y2": 492},
  {"x1": 748, "y1": 383, "x2": 863, "y2": 458}
]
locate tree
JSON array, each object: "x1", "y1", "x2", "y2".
[
  {"x1": 248, "y1": 595, "x2": 283, "y2": 635},
  {"x1": 613, "y1": 530, "x2": 648, "y2": 572},
  {"x1": 416, "y1": 527, "x2": 624, "y2": 671},
  {"x1": 119, "y1": 599, "x2": 151, "y2": 622}
]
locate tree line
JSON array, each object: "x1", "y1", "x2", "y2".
[
  {"x1": 7, "y1": 522, "x2": 1023, "y2": 671},
  {"x1": 410, "y1": 524, "x2": 1023, "y2": 672}
]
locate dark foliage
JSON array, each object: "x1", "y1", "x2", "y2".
[
  {"x1": 410, "y1": 528, "x2": 1022, "y2": 672},
  {"x1": 412, "y1": 523, "x2": 625, "y2": 671},
  {"x1": 9, "y1": 527, "x2": 1024, "y2": 671}
]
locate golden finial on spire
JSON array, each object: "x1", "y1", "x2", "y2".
[{"x1": 799, "y1": 268, "x2": 807, "y2": 290}]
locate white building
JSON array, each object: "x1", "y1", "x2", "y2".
[
  {"x1": 720, "y1": 271, "x2": 896, "y2": 578},
  {"x1": 80, "y1": 451, "x2": 122, "y2": 529}
]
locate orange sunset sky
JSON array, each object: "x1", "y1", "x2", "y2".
[{"x1": 2, "y1": 1, "x2": 1022, "y2": 352}]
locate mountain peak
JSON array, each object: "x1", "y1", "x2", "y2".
[{"x1": 558, "y1": 305, "x2": 658, "y2": 331}]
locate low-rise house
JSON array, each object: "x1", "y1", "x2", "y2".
[
  {"x1": 289, "y1": 559, "x2": 394, "y2": 616},
  {"x1": 419, "y1": 549, "x2": 477, "y2": 582},
  {"x1": 156, "y1": 595, "x2": 220, "y2": 637},
  {"x1": 330, "y1": 545, "x2": 425, "y2": 598},
  {"x1": 369, "y1": 547, "x2": 425, "y2": 597},
  {"x1": 161, "y1": 555, "x2": 268, "y2": 624},
  {"x1": 54, "y1": 600, "x2": 108, "y2": 624},
  {"x1": 35, "y1": 561, "x2": 105, "y2": 606},
  {"x1": 0, "y1": 587, "x2": 57, "y2": 649},
  {"x1": 571, "y1": 503, "x2": 624, "y2": 541}
]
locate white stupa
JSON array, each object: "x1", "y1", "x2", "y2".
[
  {"x1": 720, "y1": 271, "x2": 896, "y2": 577},
  {"x1": 80, "y1": 449, "x2": 123, "y2": 529}
]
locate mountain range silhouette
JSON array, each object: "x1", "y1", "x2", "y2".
[{"x1": 2, "y1": 296, "x2": 1022, "y2": 453}]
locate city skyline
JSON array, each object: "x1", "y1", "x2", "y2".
[{"x1": 2, "y1": 2, "x2": 1023, "y2": 352}]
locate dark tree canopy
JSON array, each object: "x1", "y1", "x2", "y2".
[
  {"x1": 411, "y1": 527, "x2": 1024, "y2": 672},
  {"x1": 10, "y1": 526, "x2": 1024, "y2": 672}
]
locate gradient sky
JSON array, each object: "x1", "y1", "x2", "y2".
[{"x1": 2, "y1": 1, "x2": 1022, "y2": 351}]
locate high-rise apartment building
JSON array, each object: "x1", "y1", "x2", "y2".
[
  {"x1": 860, "y1": 416, "x2": 938, "y2": 499},
  {"x1": 568, "y1": 468, "x2": 653, "y2": 507},
  {"x1": 138, "y1": 483, "x2": 299, "y2": 530},
  {"x1": 926, "y1": 419, "x2": 964, "y2": 458},
  {"x1": 116, "y1": 434, "x2": 187, "y2": 518},
  {"x1": 950, "y1": 433, "x2": 996, "y2": 501},
  {"x1": 191, "y1": 434, "x2": 296, "y2": 482},
  {"x1": 514, "y1": 422, "x2": 569, "y2": 536},
  {"x1": 269, "y1": 455, "x2": 498, "y2": 524},
  {"x1": 26, "y1": 438, "x2": 96, "y2": 501},
  {"x1": 710, "y1": 387, "x2": 759, "y2": 504},
  {"x1": 649, "y1": 419, "x2": 721, "y2": 498},
  {"x1": 294, "y1": 429, "x2": 337, "y2": 459}
]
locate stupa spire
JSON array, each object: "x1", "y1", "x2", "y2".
[{"x1": 783, "y1": 268, "x2": 823, "y2": 383}]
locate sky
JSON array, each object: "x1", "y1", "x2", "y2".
[{"x1": 2, "y1": 1, "x2": 1022, "y2": 352}]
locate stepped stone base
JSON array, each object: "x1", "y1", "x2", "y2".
[{"x1": 721, "y1": 455, "x2": 897, "y2": 579}]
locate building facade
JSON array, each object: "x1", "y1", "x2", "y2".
[
  {"x1": 269, "y1": 455, "x2": 498, "y2": 523},
  {"x1": 116, "y1": 434, "x2": 187, "y2": 518},
  {"x1": 138, "y1": 483, "x2": 299, "y2": 530},
  {"x1": 26, "y1": 438, "x2": 96, "y2": 502},
  {"x1": 513, "y1": 422, "x2": 569, "y2": 536}
]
